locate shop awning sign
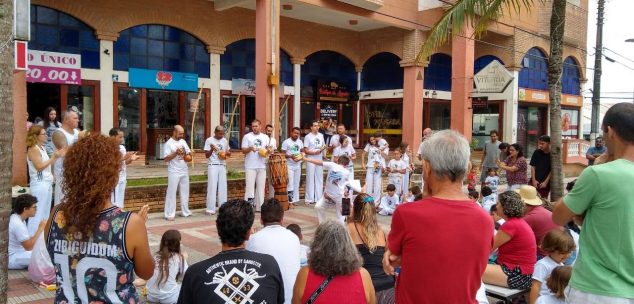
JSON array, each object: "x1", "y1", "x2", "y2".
[
  {"x1": 129, "y1": 68, "x2": 198, "y2": 92},
  {"x1": 232, "y1": 78, "x2": 256, "y2": 96},
  {"x1": 26, "y1": 50, "x2": 81, "y2": 85},
  {"x1": 473, "y1": 60, "x2": 513, "y2": 93}
]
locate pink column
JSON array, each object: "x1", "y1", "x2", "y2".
[
  {"x1": 451, "y1": 25, "x2": 475, "y2": 141},
  {"x1": 255, "y1": 0, "x2": 280, "y2": 125},
  {"x1": 12, "y1": 71, "x2": 28, "y2": 186},
  {"x1": 402, "y1": 65, "x2": 424, "y2": 153}
]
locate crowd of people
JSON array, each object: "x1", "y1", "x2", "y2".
[{"x1": 8, "y1": 102, "x2": 634, "y2": 304}]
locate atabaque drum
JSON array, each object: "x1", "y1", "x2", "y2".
[{"x1": 268, "y1": 152, "x2": 289, "y2": 210}]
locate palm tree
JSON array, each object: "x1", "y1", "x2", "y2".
[
  {"x1": 0, "y1": 1, "x2": 14, "y2": 302},
  {"x1": 418, "y1": 0, "x2": 567, "y2": 200}
]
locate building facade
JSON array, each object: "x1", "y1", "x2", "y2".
[{"x1": 12, "y1": 0, "x2": 588, "y2": 184}]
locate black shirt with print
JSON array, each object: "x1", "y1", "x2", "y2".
[{"x1": 177, "y1": 249, "x2": 284, "y2": 304}]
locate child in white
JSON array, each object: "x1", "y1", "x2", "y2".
[
  {"x1": 484, "y1": 168, "x2": 500, "y2": 193},
  {"x1": 399, "y1": 143, "x2": 413, "y2": 196},
  {"x1": 535, "y1": 266, "x2": 572, "y2": 304},
  {"x1": 378, "y1": 184, "x2": 399, "y2": 215},
  {"x1": 480, "y1": 186, "x2": 496, "y2": 214},
  {"x1": 386, "y1": 149, "x2": 408, "y2": 198},
  {"x1": 303, "y1": 121, "x2": 325, "y2": 204},
  {"x1": 204, "y1": 126, "x2": 231, "y2": 214},
  {"x1": 146, "y1": 230, "x2": 189, "y2": 304},
  {"x1": 282, "y1": 128, "x2": 304, "y2": 205},
  {"x1": 241, "y1": 120, "x2": 270, "y2": 211},
  {"x1": 163, "y1": 126, "x2": 192, "y2": 220},
  {"x1": 529, "y1": 230, "x2": 576, "y2": 304},
  {"x1": 286, "y1": 224, "x2": 310, "y2": 267},
  {"x1": 332, "y1": 135, "x2": 356, "y2": 181},
  {"x1": 363, "y1": 136, "x2": 385, "y2": 204},
  {"x1": 110, "y1": 128, "x2": 138, "y2": 209}
]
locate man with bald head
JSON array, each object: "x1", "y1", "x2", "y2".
[
  {"x1": 163, "y1": 125, "x2": 193, "y2": 220},
  {"x1": 52, "y1": 109, "x2": 79, "y2": 205},
  {"x1": 417, "y1": 128, "x2": 433, "y2": 162}
]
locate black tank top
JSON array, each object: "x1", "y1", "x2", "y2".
[{"x1": 353, "y1": 224, "x2": 395, "y2": 292}]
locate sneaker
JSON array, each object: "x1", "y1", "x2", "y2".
[{"x1": 206, "y1": 211, "x2": 216, "y2": 215}]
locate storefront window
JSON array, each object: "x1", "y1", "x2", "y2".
[
  {"x1": 223, "y1": 96, "x2": 240, "y2": 149},
  {"x1": 342, "y1": 103, "x2": 354, "y2": 131},
  {"x1": 118, "y1": 88, "x2": 141, "y2": 151},
  {"x1": 429, "y1": 103, "x2": 450, "y2": 130},
  {"x1": 300, "y1": 101, "x2": 316, "y2": 129},
  {"x1": 518, "y1": 106, "x2": 544, "y2": 159},
  {"x1": 561, "y1": 108, "x2": 579, "y2": 138},
  {"x1": 184, "y1": 92, "x2": 207, "y2": 149},
  {"x1": 67, "y1": 85, "x2": 94, "y2": 131},
  {"x1": 146, "y1": 90, "x2": 178, "y2": 129},
  {"x1": 362, "y1": 103, "x2": 402, "y2": 147},
  {"x1": 472, "y1": 104, "x2": 500, "y2": 149}
]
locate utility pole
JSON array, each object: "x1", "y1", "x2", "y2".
[{"x1": 590, "y1": 0, "x2": 605, "y2": 142}]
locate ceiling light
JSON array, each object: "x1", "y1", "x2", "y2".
[{"x1": 349, "y1": 20, "x2": 358, "y2": 25}]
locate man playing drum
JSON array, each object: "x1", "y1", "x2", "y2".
[{"x1": 204, "y1": 126, "x2": 231, "y2": 215}]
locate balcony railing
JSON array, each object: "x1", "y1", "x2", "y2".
[{"x1": 562, "y1": 139, "x2": 590, "y2": 165}]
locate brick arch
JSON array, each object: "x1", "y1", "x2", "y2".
[
  {"x1": 360, "y1": 51, "x2": 402, "y2": 67},
  {"x1": 31, "y1": 3, "x2": 98, "y2": 32},
  {"x1": 562, "y1": 50, "x2": 587, "y2": 80},
  {"x1": 303, "y1": 49, "x2": 358, "y2": 68},
  {"x1": 116, "y1": 23, "x2": 210, "y2": 48},
  {"x1": 515, "y1": 44, "x2": 550, "y2": 68}
]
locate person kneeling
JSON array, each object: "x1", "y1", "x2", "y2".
[
  {"x1": 9, "y1": 194, "x2": 46, "y2": 269},
  {"x1": 377, "y1": 184, "x2": 399, "y2": 216}
]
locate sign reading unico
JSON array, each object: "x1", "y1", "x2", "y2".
[
  {"x1": 26, "y1": 50, "x2": 81, "y2": 85},
  {"x1": 473, "y1": 60, "x2": 513, "y2": 93}
]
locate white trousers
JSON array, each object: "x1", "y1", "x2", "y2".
[
  {"x1": 164, "y1": 173, "x2": 191, "y2": 218},
  {"x1": 315, "y1": 195, "x2": 345, "y2": 223},
  {"x1": 53, "y1": 177, "x2": 64, "y2": 205},
  {"x1": 28, "y1": 181, "x2": 53, "y2": 236},
  {"x1": 287, "y1": 166, "x2": 302, "y2": 204},
  {"x1": 111, "y1": 177, "x2": 126, "y2": 209},
  {"x1": 245, "y1": 168, "x2": 267, "y2": 211},
  {"x1": 305, "y1": 162, "x2": 323, "y2": 203},
  {"x1": 402, "y1": 171, "x2": 409, "y2": 196},
  {"x1": 8, "y1": 251, "x2": 32, "y2": 270},
  {"x1": 365, "y1": 168, "x2": 383, "y2": 204},
  {"x1": 206, "y1": 165, "x2": 227, "y2": 213}
]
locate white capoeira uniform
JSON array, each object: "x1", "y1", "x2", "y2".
[
  {"x1": 364, "y1": 144, "x2": 384, "y2": 204},
  {"x1": 303, "y1": 132, "x2": 325, "y2": 204},
  {"x1": 315, "y1": 162, "x2": 360, "y2": 223},
  {"x1": 266, "y1": 137, "x2": 277, "y2": 199},
  {"x1": 53, "y1": 128, "x2": 78, "y2": 205},
  {"x1": 163, "y1": 138, "x2": 192, "y2": 218},
  {"x1": 204, "y1": 136, "x2": 229, "y2": 214},
  {"x1": 378, "y1": 194, "x2": 400, "y2": 215},
  {"x1": 242, "y1": 132, "x2": 270, "y2": 211},
  {"x1": 111, "y1": 144, "x2": 127, "y2": 209},
  {"x1": 402, "y1": 152, "x2": 412, "y2": 196},
  {"x1": 332, "y1": 144, "x2": 355, "y2": 181},
  {"x1": 282, "y1": 137, "x2": 304, "y2": 204},
  {"x1": 9, "y1": 214, "x2": 32, "y2": 269},
  {"x1": 27, "y1": 145, "x2": 53, "y2": 236},
  {"x1": 387, "y1": 158, "x2": 408, "y2": 198}
]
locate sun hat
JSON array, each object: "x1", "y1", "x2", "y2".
[{"x1": 514, "y1": 185, "x2": 542, "y2": 206}]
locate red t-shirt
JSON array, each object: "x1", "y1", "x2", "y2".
[
  {"x1": 523, "y1": 206, "x2": 560, "y2": 256},
  {"x1": 498, "y1": 217, "x2": 537, "y2": 274},
  {"x1": 388, "y1": 197, "x2": 494, "y2": 304},
  {"x1": 301, "y1": 269, "x2": 366, "y2": 304}
]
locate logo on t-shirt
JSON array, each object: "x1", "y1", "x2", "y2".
[
  {"x1": 207, "y1": 266, "x2": 265, "y2": 303},
  {"x1": 327, "y1": 170, "x2": 343, "y2": 186},
  {"x1": 254, "y1": 139, "x2": 262, "y2": 148},
  {"x1": 314, "y1": 138, "x2": 321, "y2": 147},
  {"x1": 290, "y1": 144, "x2": 300, "y2": 154}
]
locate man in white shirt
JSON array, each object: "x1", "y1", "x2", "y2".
[
  {"x1": 281, "y1": 127, "x2": 304, "y2": 206},
  {"x1": 303, "y1": 121, "x2": 326, "y2": 204},
  {"x1": 109, "y1": 128, "x2": 138, "y2": 209},
  {"x1": 417, "y1": 128, "x2": 433, "y2": 161},
  {"x1": 327, "y1": 123, "x2": 346, "y2": 152},
  {"x1": 246, "y1": 199, "x2": 300, "y2": 304},
  {"x1": 204, "y1": 126, "x2": 231, "y2": 215},
  {"x1": 265, "y1": 124, "x2": 278, "y2": 199},
  {"x1": 303, "y1": 155, "x2": 361, "y2": 223},
  {"x1": 163, "y1": 125, "x2": 193, "y2": 220},
  {"x1": 332, "y1": 135, "x2": 356, "y2": 180},
  {"x1": 52, "y1": 109, "x2": 80, "y2": 205},
  {"x1": 242, "y1": 119, "x2": 271, "y2": 211}
]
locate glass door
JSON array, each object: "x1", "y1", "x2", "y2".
[
  {"x1": 67, "y1": 85, "x2": 95, "y2": 131},
  {"x1": 223, "y1": 96, "x2": 240, "y2": 149},
  {"x1": 117, "y1": 88, "x2": 141, "y2": 151},
  {"x1": 185, "y1": 91, "x2": 207, "y2": 150}
]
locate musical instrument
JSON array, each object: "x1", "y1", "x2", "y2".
[
  {"x1": 183, "y1": 154, "x2": 193, "y2": 162},
  {"x1": 268, "y1": 152, "x2": 289, "y2": 210},
  {"x1": 218, "y1": 150, "x2": 227, "y2": 160},
  {"x1": 258, "y1": 147, "x2": 269, "y2": 158}
]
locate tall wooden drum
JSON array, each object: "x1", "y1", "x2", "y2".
[{"x1": 268, "y1": 153, "x2": 290, "y2": 210}]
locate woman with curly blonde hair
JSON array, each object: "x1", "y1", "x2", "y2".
[
  {"x1": 44, "y1": 134, "x2": 154, "y2": 303},
  {"x1": 26, "y1": 125, "x2": 62, "y2": 235},
  {"x1": 347, "y1": 193, "x2": 394, "y2": 303}
]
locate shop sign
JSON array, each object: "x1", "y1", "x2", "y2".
[
  {"x1": 518, "y1": 88, "x2": 548, "y2": 104},
  {"x1": 129, "y1": 68, "x2": 198, "y2": 92},
  {"x1": 232, "y1": 78, "x2": 256, "y2": 96},
  {"x1": 320, "y1": 104, "x2": 338, "y2": 120},
  {"x1": 472, "y1": 97, "x2": 489, "y2": 109},
  {"x1": 473, "y1": 60, "x2": 513, "y2": 93},
  {"x1": 26, "y1": 50, "x2": 81, "y2": 85},
  {"x1": 14, "y1": 41, "x2": 27, "y2": 70},
  {"x1": 318, "y1": 80, "x2": 350, "y2": 102}
]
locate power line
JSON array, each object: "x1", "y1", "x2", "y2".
[{"x1": 603, "y1": 47, "x2": 634, "y2": 65}]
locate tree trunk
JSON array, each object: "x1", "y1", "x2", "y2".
[
  {"x1": 548, "y1": 0, "x2": 566, "y2": 201},
  {"x1": 0, "y1": 0, "x2": 14, "y2": 303}
]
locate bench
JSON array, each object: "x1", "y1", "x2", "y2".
[{"x1": 484, "y1": 284, "x2": 528, "y2": 304}]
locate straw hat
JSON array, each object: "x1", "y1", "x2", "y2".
[{"x1": 514, "y1": 185, "x2": 542, "y2": 206}]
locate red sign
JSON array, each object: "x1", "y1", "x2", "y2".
[
  {"x1": 26, "y1": 50, "x2": 81, "y2": 85},
  {"x1": 15, "y1": 41, "x2": 28, "y2": 70}
]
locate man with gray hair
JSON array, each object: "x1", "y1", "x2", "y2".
[
  {"x1": 384, "y1": 130, "x2": 494, "y2": 303},
  {"x1": 417, "y1": 127, "x2": 433, "y2": 162},
  {"x1": 204, "y1": 125, "x2": 231, "y2": 215}
]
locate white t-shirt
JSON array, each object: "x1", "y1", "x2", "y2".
[
  {"x1": 54, "y1": 128, "x2": 79, "y2": 180},
  {"x1": 299, "y1": 244, "x2": 309, "y2": 267},
  {"x1": 402, "y1": 153, "x2": 411, "y2": 169},
  {"x1": 380, "y1": 194, "x2": 400, "y2": 210},
  {"x1": 118, "y1": 145, "x2": 127, "y2": 180},
  {"x1": 163, "y1": 138, "x2": 191, "y2": 175},
  {"x1": 332, "y1": 145, "x2": 355, "y2": 171},
  {"x1": 377, "y1": 138, "x2": 389, "y2": 156},
  {"x1": 535, "y1": 294, "x2": 565, "y2": 304},
  {"x1": 329, "y1": 134, "x2": 345, "y2": 148},
  {"x1": 246, "y1": 225, "x2": 301, "y2": 304},
  {"x1": 146, "y1": 253, "x2": 189, "y2": 303},
  {"x1": 482, "y1": 193, "x2": 497, "y2": 213},
  {"x1": 9, "y1": 214, "x2": 30, "y2": 257},
  {"x1": 303, "y1": 132, "x2": 325, "y2": 160},
  {"x1": 533, "y1": 256, "x2": 564, "y2": 297},
  {"x1": 387, "y1": 159, "x2": 407, "y2": 179},
  {"x1": 204, "y1": 137, "x2": 229, "y2": 165},
  {"x1": 485, "y1": 175, "x2": 500, "y2": 192},
  {"x1": 241, "y1": 132, "x2": 270, "y2": 169},
  {"x1": 323, "y1": 161, "x2": 353, "y2": 199},
  {"x1": 364, "y1": 144, "x2": 382, "y2": 167},
  {"x1": 282, "y1": 138, "x2": 304, "y2": 169}
]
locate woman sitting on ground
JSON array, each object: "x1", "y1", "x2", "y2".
[
  {"x1": 347, "y1": 193, "x2": 394, "y2": 303},
  {"x1": 9, "y1": 194, "x2": 46, "y2": 269},
  {"x1": 483, "y1": 191, "x2": 536, "y2": 290},
  {"x1": 293, "y1": 220, "x2": 376, "y2": 304}
]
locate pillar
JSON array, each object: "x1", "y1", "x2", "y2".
[
  {"x1": 99, "y1": 39, "x2": 114, "y2": 134},
  {"x1": 12, "y1": 71, "x2": 28, "y2": 186},
  {"x1": 291, "y1": 58, "x2": 304, "y2": 128},
  {"x1": 503, "y1": 69, "x2": 520, "y2": 143},
  {"x1": 450, "y1": 25, "x2": 475, "y2": 141},
  {"x1": 255, "y1": 0, "x2": 280, "y2": 126},
  {"x1": 208, "y1": 47, "x2": 224, "y2": 129},
  {"x1": 356, "y1": 68, "x2": 362, "y2": 145},
  {"x1": 402, "y1": 65, "x2": 424, "y2": 154}
]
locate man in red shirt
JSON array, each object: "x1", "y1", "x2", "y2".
[
  {"x1": 516, "y1": 185, "x2": 561, "y2": 259},
  {"x1": 383, "y1": 130, "x2": 494, "y2": 304}
]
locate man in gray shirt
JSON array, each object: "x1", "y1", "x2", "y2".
[{"x1": 480, "y1": 130, "x2": 500, "y2": 186}]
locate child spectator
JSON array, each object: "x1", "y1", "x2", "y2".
[
  {"x1": 467, "y1": 164, "x2": 477, "y2": 192},
  {"x1": 286, "y1": 224, "x2": 309, "y2": 267},
  {"x1": 485, "y1": 168, "x2": 500, "y2": 193},
  {"x1": 529, "y1": 230, "x2": 576, "y2": 304},
  {"x1": 378, "y1": 184, "x2": 399, "y2": 215},
  {"x1": 387, "y1": 148, "x2": 408, "y2": 197},
  {"x1": 9, "y1": 194, "x2": 45, "y2": 269},
  {"x1": 535, "y1": 266, "x2": 572, "y2": 304},
  {"x1": 481, "y1": 186, "x2": 496, "y2": 213},
  {"x1": 490, "y1": 204, "x2": 505, "y2": 230},
  {"x1": 405, "y1": 185, "x2": 423, "y2": 202},
  {"x1": 468, "y1": 190, "x2": 480, "y2": 201},
  {"x1": 146, "y1": 230, "x2": 189, "y2": 304}
]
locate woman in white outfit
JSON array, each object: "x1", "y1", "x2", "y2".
[
  {"x1": 362, "y1": 136, "x2": 384, "y2": 204},
  {"x1": 26, "y1": 125, "x2": 62, "y2": 236}
]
